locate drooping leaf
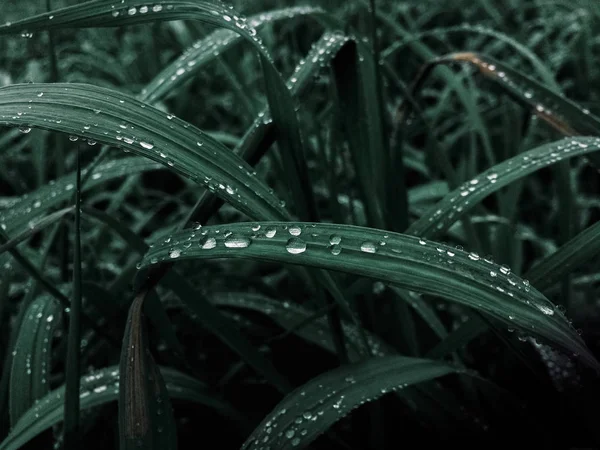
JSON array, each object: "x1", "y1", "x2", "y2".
[{"x1": 139, "y1": 221, "x2": 599, "y2": 370}]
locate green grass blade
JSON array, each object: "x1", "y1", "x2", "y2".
[
  {"x1": 407, "y1": 137, "x2": 600, "y2": 239},
  {"x1": 9, "y1": 295, "x2": 61, "y2": 427},
  {"x1": 139, "y1": 221, "x2": 598, "y2": 370},
  {"x1": 0, "y1": 207, "x2": 73, "y2": 256},
  {"x1": 525, "y1": 219, "x2": 600, "y2": 291},
  {"x1": 0, "y1": 365, "x2": 228, "y2": 450},
  {"x1": 63, "y1": 140, "x2": 83, "y2": 449},
  {"x1": 141, "y1": 6, "x2": 325, "y2": 103},
  {"x1": 0, "y1": 158, "x2": 161, "y2": 235},
  {"x1": 119, "y1": 294, "x2": 176, "y2": 449},
  {"x1": 240, "y1": 355, "x2": 459, "y2": 450},
  {"x1": 0, "y1": 83, "x2": 288, "y2": 221}
]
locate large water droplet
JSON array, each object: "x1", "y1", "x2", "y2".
[
  {"x1": 360, "y1": 242, "x2": 377, "y2": 253},
  {"x1": 199, "y1": 236, "x2": 217, "y2": 249},
  {"x1": 289, "y1": 226, "x2": 302, "y2": 236},
  {"x1": 286, "y1": 238, "x2": 306, "y2": 254},
  {"x1": 140, "y1": 141, "x2": 154, "y2": 149},
  {"x1": 224, "y1": 236, "x2": 251, "y2": 248},
  {"x1": 169, "y1": 249, "x2": 181, "y2": 259},
  {"x1": 265, "y1": 226, "x2": 277, "y2": 238}
]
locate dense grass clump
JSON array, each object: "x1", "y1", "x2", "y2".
[{"x1": 1, "y1": 0, "x2": 600, "y2": 448}]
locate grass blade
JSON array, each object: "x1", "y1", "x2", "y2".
[
  {"x1": 407, "y1": 137, "x2": 600, "y2": 239},
  {"x1": 9, "y1": 295, "x2": 61, "y2": 426},
  {"x1": 240, "y1": 355, "x2": 459, "y2": 450},
  {"x1": 139, "y1": 221, "x2": 599, "y2": 370},
  {"x1": 119, "y1": 293, "x2": 177, "y2": 449},
  {"x1": 0, "y1": 365, "x2": 229, "y2": 450},
  {"x1": 0, "y1": 83, "x2": 288, "y2": 221},
  {"x1": 141, "y1": 6, "x2": 325, "y2": 103}
]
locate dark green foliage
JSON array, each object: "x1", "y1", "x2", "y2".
[{"x1": 1, "y1": 1, "x2": 600, "y2": 449}]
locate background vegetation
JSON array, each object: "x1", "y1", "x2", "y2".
[{"x1": 1, "y1": 0, "x2": 600, "y2": 448}]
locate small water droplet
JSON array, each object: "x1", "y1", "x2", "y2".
[
  {"x1": 265, "y1": 226, "x2": 277, "y2": 238},
  {"x1": 19, "y1": 125, "x2": 31, "y2": 134},
  {"x1": 289, "y1": 226, "x2": 302, "y2": 236},
  {"x1": 140, "y1": 141, "x2": 154, "y2": 149},
  {"x1": 169, "y1": 249, "x2": 181, "y2": 259}
]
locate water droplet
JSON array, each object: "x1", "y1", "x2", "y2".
[
  {"x1": 224, "y1": 235, "x2": 251, "y2": 248},
  {"x1": 128, "y1": 7, "x2": 137, "y2": 15},
  {"x1": 468, "y1": 252, "x2": 480, "y2": 261},
  {"x1": 69, "y1": 135, "x2": 78, "y2": 142},
  {"x1": 169, "y1": 249, "x2": 181, "y2": 259},
  {"x1": 329, "y1": 244, "x2": 341, "y2": 255},
  {"x1": 153, "y1": 5, "x2": 163, "y2": 12},
  {"x1": 199, "y1": 236, "x2": 216, "y2": 249},
  {"x1": 265, "y1": 226, "x2": 276, "y2": 238},
  {"x1": 537, "y1": 304, "x2": 554, "y2": 316},
  {"x1": 360, "y1": 242, "x2": 377, "y2": 253},
  {"x1": 286, "y1": 238, "x2": 306, "y2": 254},
  {"x1": 329, "y1": 234, "x2": 341, "y2": 245},
  {"x1": 289, "y1": 226, "x2": 302, "y2": 236},
  {"x1": 19, "y1": 125, "x2": 31, "y2": 134},
  {"x1": 418, "y1": 238, "x2": 427, "y2": 245},
  {"x1": 140, "y1": 141, "x2": 154, "y2": 149}
]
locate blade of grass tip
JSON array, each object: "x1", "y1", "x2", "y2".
[
  {"x1": 119, "y1": 292, "x2": 177, "y2": 450},
  {"x1": 139, "y1": 222, "x2": 600, "y2": 370},
  {"x1": 240, "y1": 355, "x2": 462, "y2": 450},
  {"x1": 1, "y1": 365, "x2": 235, "y2": 450},
  {"x1": 9, "y1": 295, "x2": 61, "y2": 427},
  {"x1": 63, "y1": 140, "x2": 82, "y2": 450}
]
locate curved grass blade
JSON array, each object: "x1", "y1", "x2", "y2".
[
  {"x1": 141, "y1": 6, "x2": 325, "y2": 103},
  {"x1": 407, "y1": 137, "x2": 600, "y2": 239},
  {"x1": 0, "y1": 157, "x2": 162, "y2": 235},
  {"x1": 0, "y1": 83, "x2": 288, "y2": 221},
  {"x1": 9, "y1": 295, "x2": 61, "y2": 426},
  {"x1": 139, "y1": 222, "x2": 598, "y2": 370},
  {"x1": 445, "y1": 52, "x2": 600, "y2": 136},
  {"x1": 0, "y1": 365, "x2": 233, "y2": 450},
  {"x1": 240, "y1": 356, "x2": 459, "y2": 450},
  {"x1": 0, "y1": 207, "x2": 73, "y2": 256},
  {"x1": 119, "y1": 293, "x2": 176, "y2": 450},
  {"x1": 525, "y1": 219, "x2": 600, "y2": 291}
]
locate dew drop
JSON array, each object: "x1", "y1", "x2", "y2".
[
  {"x1": 360, "y1": 242, "x2": 377, "y2": 253},
  {"x1": 329, "y1": 244, "x2": 341, "y2": 255},
  {"x1": 140, "y1": 141, "x2": 154, "y2": 150},
  {"x1": 265, "y1": 226, "x2": 277, "y2": 238},
  {"x1": 169, "y1": 249, "x2": 181, "y2": 259},
  {"x1": 19, "y1": 125, "x2": 31, "y2": 134},
  {"x1": 289, "y1": 226, "x2": 302, "y2": 236},
  {"x1": 224, "y1": 236, "x2": 251, "y2": 248},
  {"x1": 199, "y1": 236, "x2": 217, "y2": 249},
  {"x1": 286, "y1": 238, "x2": 306, "y2": 254}
]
